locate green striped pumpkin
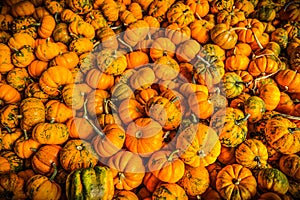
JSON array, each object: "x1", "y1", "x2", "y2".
[
  {"x1": 66, "y1": 166, "x2": 114, "y2": 200},
  {"x1": 0, "y1": 151, "x2": 23, "y2": 174}
]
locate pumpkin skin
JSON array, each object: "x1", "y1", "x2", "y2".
[
  {"x1": 0, "y1": 129, "x2": 22, "y2": 151},
  {"x1": 31, "y1": 144, "x2": 62, "y2": 176},
  {"x1": 7, "y1": 67, "x2": 31, "y2": 91},
  {"x1": 66, "y1": 117, "x2": 95, "y2": 140},
  {"x1": 0, "y1": 83, "x2": 21, "y2": 106},
  {"x1": 124, "y1": 19, "x2": 149, "y2": 47},
  {"x1": 188, "y1": 91, "x2": 214, "y2": 119},
  {"x1": 222, "y1": 72, "x2": 244, "y2": 99},
  {"x1": 265, "y1": 116, "x2": 300, "y2": 154},
  {"x1": 92, "y1": 123, "x2": 126, "y2": 158},
  {"x1": 25, "y1": 172, "x2": 61, "y2": 200},
  {"x1": 248, "y1": 52, "x2": 279, "y2": 77},
  {"x1": 165, "y1": 23, "x2": 191, "y2": 45},
  {"x1": 244, "y1": 96, "x2": 266, "y2": 123},
  {"x1": 113, "y1": 190, "x2": 139, "y2": 200},
  {"x1": 8, "y1": 32, "x2": 35, "y2": 50},
  {"x1": 258, "y1": 83, "x2": 281, "y2": 111},
  {"x1": 85, "y1": 68, "x2": 115, "y2": 90},
  {"x1": 0, "y1": 104, "x2": 20, "y2": 132},
  {"x1": 67, "y1": 0, "x2": 92, "y2": 15},
  {"x1": 45, "y1": 100, "x2": 73, "y2": 123},
  {"x1": 60, "y1": 139, "x2": 98, "y2": 172},
  {"x1": 0, "y1": 173, "x2": 27, "y2": 200},
  {"x1": 69, "y1": 37, "x2": 94, "y2": 55},
  {"x1": 236, "y1": 18, "x2": 264, "y2": 43},
  {"x1": 11, "y1": 46, "x2": 35, "y2": 68},
  {"x1": 235, "y1": 139, "x2": 268, "y2": 169},
  {"x1": 11, "y1": 0, "x2": 35, "y2": 17},
  {"x1": 177, "y1": 123, "x2": 221, "y2": 167},
  {"x1": 257, "y1": 168, "x2": 289, "y2": 195},
  {"x1": 108, "y1": 150, "x2": 145, "y2": 190},
  {"x1": 150, "y1": 37, "x2": 176, "y2": 61},
  {"x1": 125, "y1": 118, "x2": 164, "y2": 156},
  {"x1": 216, "y1": 164, "x2": 257, "y2": 200},
  {"x1": 210, "y1": 23, "x2": 238, "y2": 50},
  {"x1": 32, "y1": 122, "x2": 69, "y2": 145},
  {"x1": 148, "y1": 149, "x2": 185, "y2": 183},
  {"x1": 13, "y1": 133, "x2": 41, "y2": 159},
  {"x1": 152, "y1": 183, "x2": 188, "y2": 200},
  {"x1": 66, "y1": 166, "x2": 114, "y2": 200},
  {"x1": 0, "y1": 151, "x2": 23, "y2": 174},
  {"x1": 129, "y1": 67, "x2": 156, "y2": 90},
  {"x1": 279, "y1": 154, "x2": 300, "y2": 182},
  {"x1": 39, "y1": 66, "x2": 74, "y2": 96},
  {"x1": 217, "y1": 146, "x2": 236, "y2": 165},
  {"x1": 178, "y1": 165, "x2": 210, "y2": 197},
  {"x1": 145, "y1": 95, "x2": 182, "y2": 130},
  {"x1": 289, "y1": 180, "x2": 300, "y2": 199},
  {"x1": 211, "y1": 107, "x2": 248, "y2": 147},
  {"x1": 20, "y1": 97, "x2": 45, "y2": 132},
  {"x1": 50, "y1": 51, "x2": 79, "y2": 70},
  {"x1": 275, "y1": 69, "x2": 300, "y2": 93},
  {"x1": 24, "y1": 83, "x2": 49, "y2": 103},
  {"x1": 153, "y1": 55, "x2": 180, "y2": 80},
  {"x1": 166, "y1": 1, "x2": 195, "y2": 28}
]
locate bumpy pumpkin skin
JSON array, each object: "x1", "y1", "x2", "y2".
[
  {"x1": 152, "y1": 183, "x2": 188, "y2": 200},
  {"x1": 66, "y1": 166, "x2": 114, "y2": 200},
  {"x1": 0, "y1": 151, "x2": 23, "y2": 174},
  {"x1": 216, "y1": 164, "x2": 257, "y2": 200},
  {"x1": 0, "y1": 173, "x2": 27, "y2": 200},
  {"x1": 177, "y1": 123, "x2": 221, "y2": 167},
  {"x1": 235, "y1": 139, "x2": 268, "y2": 169},
  {"x1": 257, "y1": 168, "x2": 289, "y2": 195},
  {"x1": 178, "y1": 165, "x2": 210, "y2": 197},
  {"x1": 279, "y1": 154, "x2": 300, "y2": 182},
  {"x1": 265, "y1": 116, "x2": 300, "y2": 154}
]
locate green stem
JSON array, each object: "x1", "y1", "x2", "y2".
[
  {"x1": 167, "y1": 149, "x2": 179, "y2": 162},
  {"x1": 23, "y1": 130, "x2": 28, "y2": 140},
  {"x1": 117, "y1": 37, "x2": 133, "y2": 52},
  {"x1": 235, "y1": 113, "x2": 251, "y2": 125},
  {"x1": 83, "y1": 99, "x2": 104, "y2": 137},
  {"x1": 288, "y1": 127, "x2": 300, "y2": 133},
  {"x1": 49, "y1": 163, "x2": 57, "y2": 181}
]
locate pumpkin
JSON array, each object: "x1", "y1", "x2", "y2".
[
  {"x1": 8, "y1": 32, "x2": 35, "y2": 50},
  {"x1": 279, "y1": 154, "x2": 300, "y2": 181},
  {"x1": 129, "y1": 66, "x2": 156, "y2": 90},
  {"x1": 0, "y1": 83, "x2": 21, "y2": 106},
  {"x1": 0, "y1": 129, "x2": 22, "y2": 151},
  {"x1": 11, "y1": 46, "x2": 35, "y2": 68},
  {"x1": 45, "y1": 0, "x2": 64, "y2": 15},
  {"x1": 26, "y1": 163, "x2": 61, "y2": 200},
  {"x1": 53, "y1": 23, "x2": 72, "y2": 44},
  {"x1": 165, "y1": 23, "x2": 190, "y2": 45},
  {"x1": 60, "y1": 139, "x2": 98, "y2": 172},
  {"x1": 37, "y1": 15, "x2": 56, "y2": 39},
  {"x1": 92, "y1": 123, "x2": 126, "y2": 158},
  {"x1": 124, "y1": 19, "x2": 149, "y2": 47},
  {"x1": 290, "y1": 46, "x2": 300, "y2": 71},
  {"x1": 148, "y1": 149, "x2": 185, "y2": 183},
  {"x1": 0, "y1": 151, "x2": 23, "y2": 174},
  {"x1": 110, "y1": 82, "x2": 134, "y2": 102},
  {"x1": 265, "y1": 116, "x2": 300, "y2": 154},
  {"x1": 108, "y1": 150, "x2": 145, "y2": 190},
  {"x1": 143, "y1": 16, "x2": 160, "y2": 34},
  {"x1": 0, "y1": 104, "x2": 20, "y2": 132},
  {"x1": 150, "y1": 37, "x2": 176, "y2": 61},
  {"x1": 35, "y1": 40, "x2": 61, "y2": 62},
  {"x1": 187, "y1": 0, "x2": 209, "y2": 18},
  {"x1": 31, "y1": 144, "x2": 62, "y2": 176},
  {"x1": 86, "y1": 89, "x2": 111, "y2": 117},
  {"x1": 188, "y1": 91, "x2": 214, "y2": 119},
  {"x1": 85, "y1": 10, "x2": 107, "y2": 30},
  {"x1": 50, "y1": 51, "x2": 79, "y2": 70},
  {"x1": 153, "y1": 55, "x2": 180, "y2": 80},
  {"x1": 257, "y1": 168, "x2": 289, "y2": 195},
  {"x1": 85, "y1": 68, "x2": 115, "y2": 90},
  {"x1": 96, "y1": 27, "x2": 119, "y2": 50},
  {"x1": 67, "y1": 0, "x2": 92, "y2": 15},
  {"x1": 120, "y1": 10, "x2": 137, "y2": 25},
  {"x1": 0, "y1": 173, "x2": 27, "y2": 200},
  {"x1": 152, "y1": 183, "x2": 188, "y2": 200},
  {"x1": 66, "y1": 166, "x2": 114, "y2": 200},
  {"x1": 69, "y1": 37, "x2": 93, "y2": 55},
  {"x1": 230, "y1": 92, "x2": 251, "y2": 110},
  {"x1": 275, "y1": 69, "x2": 300, "y2": 93},
  {"x1": 210, "y1": 23, "x2": 239, "y2": 49},
  {"x1": 216, "y1": 164, "x2": 257, "y2": 200},
  {"x1": 178, "y1": 165, "x2": 210, "y2": 196},
  {"x1": 258, "y1": 83, "x2": 281, "y2": 111},
  {"x1": 24, "y1": 83, "x2": 49, "y2": 103},
  {"x1": 125, "y1": 117, "x2": 164, "y2": 156},
  {"x1": 66, "y1": 117, "x2": 95, "y2": 140},
  {"x1": 236, "y1": 18, "x2": 264, "y2": 43},
  {"x1": 210, "y1": 0, "x2": 234, "y2": 13},
  {"x1": 210, "y1": 107, "x2": 249, "y2": 147},
  {"x1": 217, "y1": 146, "x2": 236, "y2": 165},
  {"x1": 0, "y1": 31, "x2": 11, "y2": 44},
  {"x1": 222, "y1": 72, "x2": 244, "y2": 99},
  {"x1": 189, "y1": 19, "x2": 213, "y2": 45},
  {"x1": 13, "y1": 131, "x2": 41, "y2": 159},
  {"x1": 68, "y1": 20, "x2": 95, "y2": 40},
  {"x1": 280, "y1": 1, "x2": 300, "y2": 22},
  {"x1": 217, "y1": 8, "x2": 246, "y2": 26},
  {"x1": 32, "y1": 122, "x2": 69, "y2": 145},
  {"x1": 145, "y1": 95, "x2": 182, "y2": 130},
  {"x1": 176, "y1": 39, "x2": 201, "y2": 63},
  {"x1": 20, "y1": 97, "x2": 45, "y2": 132},
  {"x1": 225, "y1": 51, "x2": 250, "y2": 71},
  {"x1": 11, "y1": 16, "x2": 38, "y2": 38},
  {"x1": 45, "y1": 100, "x2": 73, "y2": 123},
  {"x1": 101, "y1": 0, "x2": 119, "y2": 22},
  {"x1": 201, "y1": 187, "x2": 221, "y2": 200},
  {"x1": 28, "y1": 60, "x2": 48, "y2": 78},
  {"x1": 244, "y1": 96, "x2": 266, "y2": 123},
  {"x1": 235, "y1": 139, "x2": 268, "y2": 169},
  {"x1": 148, "y1": 0, "x2": 173, "y2": 22},
  {"x1": 177, "y1": 122, "x2": 221, "y2": 167},
  {"x1": 288, "y1": 180, "x2": 300, "y2": 199},
  {"x1": 33, "y1": 6, "x2": 50, "y2": 20},
  {"x1": 113, "y1": 190, "x2": 139, "y2": 200},
  {"x1": 0, "y1": 44, "x2": 14, "y2": 73},
  {"x1": 11, "y1": 0, "x2": 35, "y2": 17},
  {"x1": 0, "y1": 14, "x2": 13, "y2": 31},
  {"x1": 39, "y1": 66, "x2": 74, "y2": 96},
  {"x1": 167, "y1": 1, "x2": 195, "y2": 27},
  {"x1": 143, "y1": 172, "x2": 162, "y2": 193}
]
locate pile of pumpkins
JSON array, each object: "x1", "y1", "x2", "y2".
[{"x1": 0, "y1": 0, "x2": 300, "y2": 199}]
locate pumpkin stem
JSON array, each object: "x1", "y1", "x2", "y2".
[
  {"x1": 103, "y1": 98, "x2": 110, "y2": 114},
  {"x1": 49, "y1": 162, "x2": 57, "y2": 181},
  {"x1": 117, "y1": 37, "x2": 133, "y2": 52},
  {"x1": 23, "y1": 130, "x2": 28, "y2": 140},
  {"x1": 195, "y1": 12, "x2": 202, "y2": 20},
  {"x1": 4, "y1": 126, "x2": 12, "y2": 133},
  {"x1": 196, "y1": 55, "x2": 211, "y2": 66},
  {"x1": 147, "y1": 32, "x2": 152, "y2": 40},
  {"x1": 30, "y1": 148, "x2": 37, "y2": 152},
  {"x1": 276, "y1": 113, "x2": 300, "y2": 121},
  {"x1": 197, "y1": 149, "x2": 206, "y2": 157},
  {"x1": 163, "y1": 131, "x2": 171, "y2": 142},
  {"x1": 253, "y1": 32, "x2": 263, "y2": 50},
  {"x1": 54, "y1": 12, "x2": 59, "y2": 24},
  {"x1": 251, "y1": 67, "x2": 282, "y2": 91},
  {"x1": 254, "y1": 156, "x2": 261, "y2": 168},
  {"x1": 288, "y1": 127, "x2": 300, "y2": 133},
  {"x1": 235, "y1": 113, "x2": 251, "y2": 125},
  {"x1": 232, "y1": 178, "x2": 242, "y2": 185},
  {"x1": 284, "y1": 1, "x2": 300, "y2": 12},
  {"x1": 16, "y1": 115, "x2": 23, "y2": 119},
  {"x1": 49, "y1": 118, "x2": 55, "y2": 123},
  {"x1": 110, "y1": 24, "x2": 122, "y2": 30},
  {"x1": 167, "y1": 149, "x2": 179, "y2": 162},
  {"x1": 135, "y1": 130, "x2": 143, "y2": 138},
  {"x1": 83, "y1": 99, "x2": 105, "y2": 137}
]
